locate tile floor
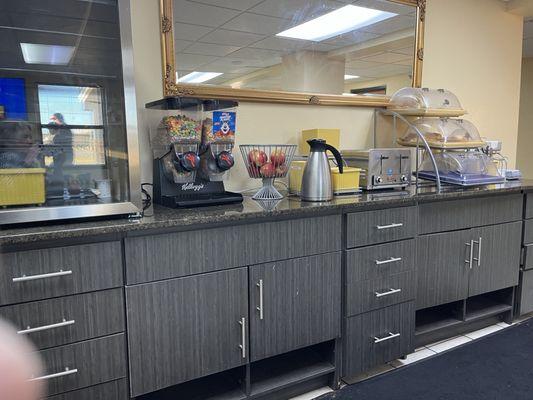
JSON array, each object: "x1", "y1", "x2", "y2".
[{"x1": 289, "y1": 321, "x2": 514, "y2": 400}]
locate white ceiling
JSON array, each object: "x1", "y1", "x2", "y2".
[
  {"x1": 173, "y1": 0, "x2": 416, "y2": 87},
  {"x1": 524, "y1": 18, "x2": 533, "y2": 57}
]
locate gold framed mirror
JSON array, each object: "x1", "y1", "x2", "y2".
[{"x1": 160, "y1": 0, "x2": 425, "y2": 107}]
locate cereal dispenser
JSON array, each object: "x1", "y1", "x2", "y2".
[{"x1": 147, "y1": 98, "x2": 242, "y2": 208}]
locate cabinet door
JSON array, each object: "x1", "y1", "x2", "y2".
[
  {"x1": 416, "y1": 230, "x2": 471, "y2": 309},
  {"x1": 126, "y1": 268, "x2": 248, "y2": 397},
  {"x1": 249, "y1": 253, "x2": 341, "y2": 362},
  {"x1": 468, "y1": 222, "x2": 522, "y2": 297}
]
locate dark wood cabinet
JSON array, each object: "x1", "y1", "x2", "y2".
[
  {"x1": 126, "y1": 268, "x2": 249, "y2": 397},
  {"x1": 416, "y1": 230, "x2": 471, "y2": 310},
  {"x1": 343, "y1": 302, "x2": 414, "y2": 377},
  {"x1": 468, "y1": 222, "x2": 522, "y2": 297},
  {"x1": 249, "y1": 253, "x2": 342, "y2": 362}
]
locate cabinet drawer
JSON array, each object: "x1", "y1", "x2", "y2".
[
  {"x1": 524, "y1": 219, "x2": 533, "y2": 245},
  {"x1": 46, "y1": 379, "x2": 128, "y2": 400},
  {"x1": 0, "y1": 289, "x2": 124, "y2": 350},
  {"x1": 343, "y1": 302, "x2": 414, "y2": 377},
  {"x1": 419, "y1": 194, "x2": 523, "y2": 234},
  {"x1": 346, "y1": 207, "x2": 417, "y2": 248},
  {"x1": 346, "y1": 239, "x2": 415, "y2": 282},
  {"x1": 37, "y1": 334, "x2": 126, "y2": 397},
  {"x1": 519, "y1": 269, "x2": 533, "y2": 315},
  {"x1": 526, "y1": 192, "x2": 533, "y2": 219},
  {"x1": 125, "y1": 215, "x2": 341, "y2": 284},
  {"x1": 0, "y1": 241, "x2": 123, "y2": 306},
  {"x1": 346, "y1": 270, "x2": 415, "y2": 316}
]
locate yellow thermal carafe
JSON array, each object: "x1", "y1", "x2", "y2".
[
  {"x1": 331, "y1": 167, "x2": 361, "y2": 194},
  {"x1": 288, "y1": 160, "x2": 307, "y2": 195},
  {"x1": 0, "y1": 168, "x2": 46, "y2": 206},
  {"x1": 300, "y1": 129, "x2": 340, "y2": 155}
]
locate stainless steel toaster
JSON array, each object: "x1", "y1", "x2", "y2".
[{"x1": 341, "y1": 148, "x2": 412, "y2": 190}]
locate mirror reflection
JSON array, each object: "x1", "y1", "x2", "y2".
[{"x1": 172, "y1": 0, "x2": 416, "y2": 95}]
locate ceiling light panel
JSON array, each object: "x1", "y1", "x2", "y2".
[
  {"x1": 20, "y1": 43, "x2": 75, "y2": 65},
  {"x1": 178, "y1": 71, "x2": 223, "y2": 83},
  {"x1": 276, "y1": 5, "x2": 396, "y2": 42}
]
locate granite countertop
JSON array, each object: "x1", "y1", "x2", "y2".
[{"x1": 1, "y1": 180, "x2": 532, "y2": 247}]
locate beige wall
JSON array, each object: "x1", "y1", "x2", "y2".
[
  {"x1": 517, "y1": 58, "x2": 533, "y2": 178},
  {"x1": 423, "y1": 0, "x2": 523, "y2": 168},
  {"x1": 129, "y1": 0, "x2": 524, "y2": 191}
]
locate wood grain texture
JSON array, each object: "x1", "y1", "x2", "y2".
[
  {"x1": 468, "y1": 222, "x2": 522, "y2": 297},
  {"x1": 518, "y1": 269, "x2": 533, "y2": 315},
  {"x1": 126, "y1": 268, "x2": 249, "y2": 397},
  {"x1": 0, "y1": 241, "x2": 123, "y2": 306},
  {"x1": 346, "y1": 207, "x2": 417, "y2": 248},
  {"x1": 346, "y1": 270, "x2": 416, "y2": 316},
  {"x1": 343, "y1": 302, "x2": 414, "y2": 377},
  {"x1": 526, "y1": 193, "x2": 533, "y2": 219},
  {"x1": 416, "y1": 230, "x2": 471, "y2": 310},
  {"x1": 248, "y1": 253, "x2": 342, "y2": 362},
  {"x1": 524, "y1": 219, "x2": 533, "y2": 244},
  {"x1": 0, "y1": 289, "x2": 124, "y2": 350},
  {"x1": 37, "y1": 334, "x2": 126, "y2": 397},
  {"x1": 125, "y1": 215, "x2": 342, "y2": 284},
  {"x1": 418, "y1": 194, "x2": 523, "y2": 234},
  {"x1": 346, "y1": 239, "x2": 415, "y2": 282},
  {"x1": 45, "y1": 379, "x2": 128, "y2": 400}
]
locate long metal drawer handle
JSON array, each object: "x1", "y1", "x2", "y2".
[
  {"x1": 256, "y1": 279, "x2": 264, "y2": 320},
  {"x1": 376, "y1": 223, "x2": 403, "y2": 230},
  {"x1": 13, "y1": 270, "x2": 72, "y2": 283},
  {"x1": 238, "y1": 317, "x2": 246, "y2": 359},
  {"x1": 373, "y1": 332, "x2": 401, "y2": 344},
  {"x1": 472, "y1": 237, "x2": 482, "y2": 267},
  {"x1": 375, "y1": 257, "x2": 402, "y2": 266},
  {"x1": 465, "y1": 241, "x2": 474, "y2": 269},
  {"x1": 375, "y1": 288, "x2": 402, "y2": 298},
  {"x1": 29, "y1": 367, "x2": 78, "y2": 382},
  {"x1": 18, "y1": 319, "x2": 75, "y2": 335}
]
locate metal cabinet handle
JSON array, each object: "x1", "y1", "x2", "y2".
[
  {"x1": 18, "y1": 319, "x2": 75, "y2": 335},
  {"x1": 373, "y1": 332, "x2": 401, "y2": 344},
  {"x1": 29, "y1": 367, "x2": 78, "y2": 382},
  {"x1": 375, "y1": 288, "x2": 402, "y2": 298},
  {"x1": 465, "y1": 240, "x2": 474, "y2": 269},
  {"x1": 256, "y1": 279, "x2": 264, "y2": 320},
  {"x1": 375, "y1": 257, "x2": 402, "y2": 266},
  {"x1": 472, "y1": 237, "x2": 482, "y2": 267},
  {"x1": 13, "y1": 270, "x2": 72, "y2": 283},
  {"x1": 238, "y1": 317, "x2": 246, "y2": 359},
  {"x1": 376, "y1": 223, "x2": 403, "y2": 230}
]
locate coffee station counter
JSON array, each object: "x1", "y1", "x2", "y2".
[{"x1": 1, "y1": 179, "x2": 532, "y2": 247}]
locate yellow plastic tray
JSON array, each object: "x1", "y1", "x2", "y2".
[{"x1": 0, "y1": 168, "x2": 46, "y2": 206}]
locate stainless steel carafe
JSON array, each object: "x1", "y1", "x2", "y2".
[{"x1": 301, "y1": 139, "x2": 344, "y2": 202}]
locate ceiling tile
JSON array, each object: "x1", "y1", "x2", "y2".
[
  {"x1": 391, "y1": 46, "x2": 415, "y2": 56},
  {"x1": 174, "y1": 22, "x2": 213, "y2": 41},
  {"x1": 249, "y1": 0, "x2": 343, "y2": 22},
  {"x1": 323, "y1": 30, "x2": 380, "y2": 47},
  {"x1": 351, "y1": 63, "x2": 411, "y2": 77},
  {"x1": 250, "y1": 36, "x2": 310, "y2": 52},
  {"x1": 173, "y1": 0, "x2": 241, "y2": 28},
  {"x1": 345, "y1": 59, "x2": 383, "y2": 69},
  {"x1": 360, "y1": 15, "x2": 416, "y2": 35},
  {"x1": 184, "y1": 42, "x2": 241, "y2": 56},
  {"x1": 199, "y1": 29, "x2": 265, "y2": 46},
  {"x1": 189, "y1": 0, "x2": 264, "y2": 11},
  {"x1": 392, "y1": 58, "x2": 413, "y2": 66},
  {"x1": 210, "y1": 56, "x2": 278, "y2": 68},
  {"x1": 200, "y1": 60, "x2": 262, "y2": 74},
  {"x1": 175, "y1": 53, "x2": 218, "y2": 70},
  {"x1": 361, "y1": 51, "x2": 411, "y2": 63},
  {"x1": 352, "y1": 0, "x2": 415, "y2": 15},
  {"x1": 222, "y1": 12, "x2": 291, "y2": 35},
  {"x1": 174, "y1": 39, "x2": 194, "y2": 52},
  {"x1": 230, "y1": 47, "x2": 282, "y2": 60}
]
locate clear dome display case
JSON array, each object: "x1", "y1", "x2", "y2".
[
  {"x1": 398, "y1": 118, "x2": 485, "y2": 149},
  {"x1": 418, "y1": 151, "x2": 505, "y2": 186},
  {"x1": 389, "y1": 88, "x2": 465, "y2": 116}
]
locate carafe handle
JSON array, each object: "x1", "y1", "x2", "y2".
[{"x1": 325, "y1": 144, "x2": 344, "y2": 174}]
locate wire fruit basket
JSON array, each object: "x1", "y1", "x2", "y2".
[{"x1": 239, "y1": 144, "x2": 297, "y2": 200}]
